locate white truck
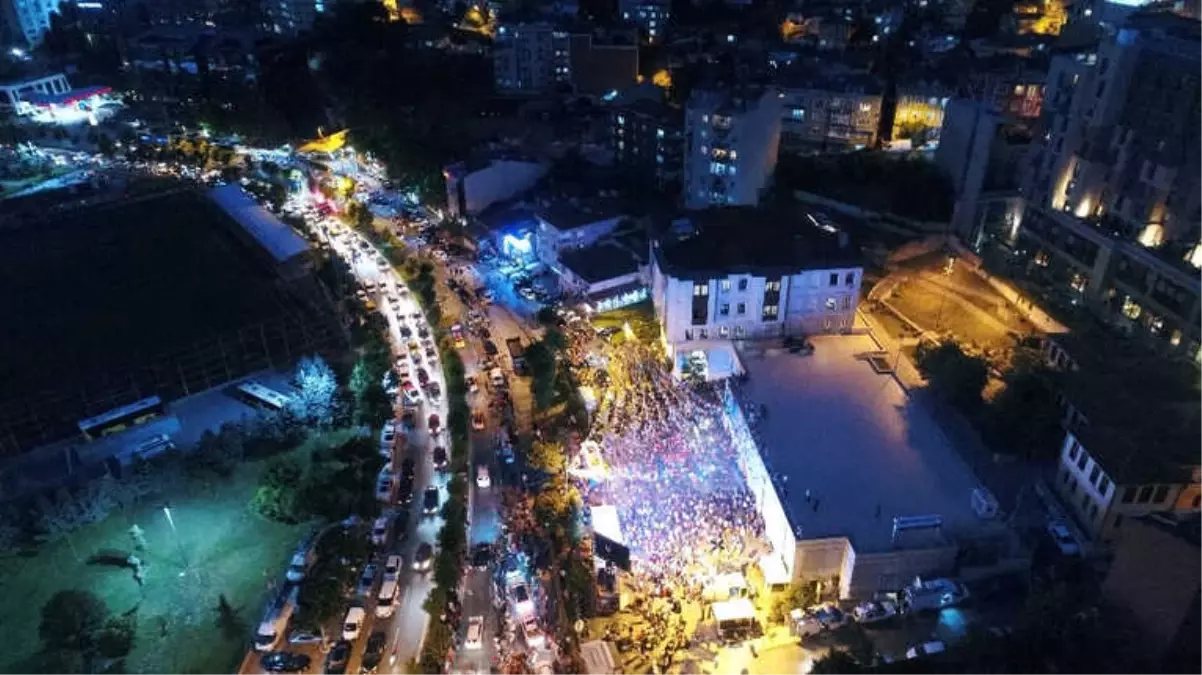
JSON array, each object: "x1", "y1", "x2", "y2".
[{"x1": 254, "y1": 586, "x2": 298, "y2": 651}]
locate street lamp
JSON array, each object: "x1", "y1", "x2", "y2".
[{"x1": 162, "y1": 505, "x2": 177, "y2": 534}]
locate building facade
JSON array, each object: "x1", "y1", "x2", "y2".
[
  {"x1": 1011, "y1": 10, "x2": 1202, "y2": 358},
  {"x1": 619, "y1": 0, "x2": 669, "y2": 44},
  {"x1": 1, "y1": 0, "x2": 62, "y2": 46},
  {"x1": 683, "y1": 88, "x2": 782, "y2": 209},
  {"x1": 777, "y1": 73, "x2": 883, "y2": 151},
  {"x1": 611, "y1": 98, "x2": 684, "y2": 191},
  {"x1": 493, "y1": 21, "x2": 637, "y2": 95}
]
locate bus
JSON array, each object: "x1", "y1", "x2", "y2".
[
  {"x1": 235, "y1": 381, "x2": 292, "y2": 410},
  {"x1": 78, "y1": 396, "x2": 165, "y2": 440}
]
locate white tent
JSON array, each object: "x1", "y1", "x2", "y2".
[{"x1": 580, "y1": 640, "x2": 621, "y2": 674}]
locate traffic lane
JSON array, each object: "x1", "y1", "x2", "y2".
[{"x1": 454, "y1": 567, "x2": 497, "y2": 673}]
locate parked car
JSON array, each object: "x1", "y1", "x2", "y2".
[
  {"x1": 471, "y1": 543, "x2": 491, "y2": 571},
  {"x1": 853, "y1": 599, "x2": 899, "y2": 625},
  {"x1": 370, "y1": 516, "x2": 390, "y2": 546},
  {"x1": 465, "y1": 616, "x2": 484, "y2": 650},
  {"x1": 428, "y1": 414, "x2": 441, "y2": 435},
  {"x1": 342, "y1": 608, "x2": 365, "y2": 641},
  {"x1": 522, "y1": 616, "x2": 544, "y2": 648},
  {"x1": 325, "y1": 640, "x2": 351, "y2": 674},
  {"x1": 422, "y1": 486, "x2": 440, "y2": 515},
  {"x1": 360, "y1": 632, "x2": 387, "y2": 674},
  {"x1": 261, "y1": 651, "x2": 311, "y2": 674},
  {"x1": 432, "y1": 446, "x2": 448, "y2": 470},
  {"x1": 1046, "y1": 521, "x2": 1081, "y2": 556},
  {"x1": 476, "y1": 465, "x2": 491, "y2": 489},
  {"x1": 286, "y1": 543, "x2": 316, "y2": 583},
  {"x1": 472, "y1": 412, "x2": 486, "y2": 430},
  {"x1": 905, "y1": 640, "x2": 947, "y2": 660},
  {"x1": 379, "y1": 421, "x2": 397, "y2": 456},
  {"x1": 413, "y1": 542, "x2": 434, "y2": 571},
  {"x1": 357, "y1": 563, "x2": 378, "y2": 596}
]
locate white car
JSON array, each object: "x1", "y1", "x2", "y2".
[
  {"x1": 905, "y1": 640, "x2": 946, "y2": 660},
  {"x1": 379, "y1": 421, "x2": 397, "y2": 455},
  {"x1": 342, "y1": 607, "x2": 365, "y2": 641},
  {"x1": 1046, "y1": 521, "x2": 1080, "y2": 556},
  {"x1": 465, "y1": 616, "x2": 484, "y2": 650},
  {"x1": 476, "y1": 465, "x2": 491, "y2": 489},
  {"x1": 522, "y1": 616, "x2": 544, "y2": 648},
  {"x1": 375, "y1": 468, "x2": 394, "y2": 503},
  {"x1": 383, "y1": 554, "x2": 403, "y2": 582},
  {"x1": 370, "y1": 516, "x2": 390, "y2": 546}
]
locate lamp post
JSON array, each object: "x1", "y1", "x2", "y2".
[{"x1": 163, "y1": 503, "x2": 188, "y2": 576}]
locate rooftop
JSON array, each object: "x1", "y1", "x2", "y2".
[
  {"x1": 775, "y1": 67, "x2": 883, "y2": 95},
  {"x1": 740, "y1": 335, "x2": 988, "y2": 553},
  {"x1": 614, "y1": 98, "x2": 684, "y2": 126},
  {"x1": 208, "y1": 184, "x2": 310, "y2": 264},
  {"x1": 653, "y1": 207, "x2": 862, "y2": 279},
  {"x1": 687, "y1": 87, "x2": 775, "y2": 114},
  {"x1": 1051, "y1": 327, "x2": 1201, "y2": 484},
  {"x1": 559, "y1": 240, "x2": 642, "y2": 283},
  {"x1": 535, "y1": 194, "x2": 626, "y2": 230}
]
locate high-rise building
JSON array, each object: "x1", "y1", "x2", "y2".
[
  {"x1": 610, "y1": 98, "x2": 684, "y2": 191},
  {"x1": 1, "y1": 0, "x2": 64, "y2": 46},
  {"x1": 1012, "y1": 10, "x2": 1201, "y2": 358},
  {"x1": 492, "y1": 20, "x2": 637, "y2": 95},
  {"x1": 683, "y1": 88, "x2": 782, "y2": 210}
]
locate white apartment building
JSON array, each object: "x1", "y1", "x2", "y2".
[
  {"x1": 2, "y1": 0, "x2": 63, "y2": 45},
  {"x1": 650, "y1": 210, "x2": 861, "y2": 376},
  {"x1": 683, "y1": 88, "x2": 782, "y2": 210}
]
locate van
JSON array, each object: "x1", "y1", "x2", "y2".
[
  {"x1": 255, "y1": 586, "x2": 298, "y2": 651},
  {"x1": 376, "y1": 579, "x2": 399, "y2": 618},
  {"x1": 286, "y1": 544, "x2": 316, "y2": 582}
]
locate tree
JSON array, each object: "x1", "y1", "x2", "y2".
[
  {"x1": 39, "y1": 590, "x2": 109, "y2": 654},
  {"x1": 915, "y1": 341, "x2": 989, "y2": 407},
  {"x1": 290, "y1": 355, "x2": 338, "y2": 426},
  {"x1": 215, "y1": 594, "x2": 248, "y2": 641},
  {"x1": 989, "y1": 367, "x2": 1062, "y2": 460},
  {"x1": 251, "y1": 485, "x2": 301, "y2": 523},
  {"x1": 0, "y1": 508, "x2": 23, "y2": 555},
  {"x1": 95, "y1": 615, "x2": 135, "y2": 658},
  {"x1": 528, "y1": 441, "x2": 566, "y2": 474},
  {"x1": 770, "y1": 580, "x2": 820, "y2": 623}
]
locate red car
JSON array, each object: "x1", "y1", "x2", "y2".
[{"x1": 428, "y1": 414, "x2": 441, "y2": 435}]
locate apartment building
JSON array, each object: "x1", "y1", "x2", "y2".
[
  {"x1": 493, "y1": 21, "x2": 637, "y2": 95},
  {"x1": 776, "y1": 70, "x2": 883, "y2": 151},
  {"x1": 610, "y1": 98, "x2": 684, "y2": 191},
  {"x1": 683, "y1": 88, "x2": 782, "y2": 210},
  {"x1": 619, "y1": 0, "x2": 669, "y2": 44},
  {"x1": 1045, "y1": 330, "x2": 1200, "y2": 546},
  {"x1": 650, "y1": 208, "x2": 862, "y2": 374},
  {"x1": 1, "y1": 0, "x2": 61, "y2": 45},
  {"x1": 1014, "y1": 10, "x2": 1201, "y2": 359},
  {"x1": 264, "y1": 0, "x2": 340, "y2": 35}
]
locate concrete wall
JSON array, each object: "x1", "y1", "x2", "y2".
[
  {"x1": 847, "y1": 545, "x2": 959, "y2": 599},
  {"x1": 446, "y1": 160, "x2": 548, "y2": 217}
]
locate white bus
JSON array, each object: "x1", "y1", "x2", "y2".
[{"x1": 235, "y1": 381, "x2": 292, "y2": 410}]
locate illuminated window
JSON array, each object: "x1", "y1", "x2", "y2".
[
  {"x1": 617, "y1": 115, "x2": 625, "y2": 125},
  {"x1": 693, "y1": 282, "x2": 709, "y2": 297},
  {"x1": 720, "y1": 279, "x2": 731, "y2": 291},
  {"x1": 765, "y1": 280, "x2": 780, "y2": 292},
  {"x1": 791, "y1": 108, "x2": 805, "y2": 120},
  {"x1": 762, "y1": 304, "x2": 779, "y2": 321},
  {"x1": 656, "y1": 128, "x2": 664, "y2": 138},
  {"x1": 824, "y1": 297, "x2": 837, "y2": 311}
]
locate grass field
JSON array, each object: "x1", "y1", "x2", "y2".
[{"x1": 0, "y1": 430, "x2": 355, "y2": 674}]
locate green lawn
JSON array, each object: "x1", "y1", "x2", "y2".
[{"x1": 0, "y1": 429, "x2": 355, "y2": 674}]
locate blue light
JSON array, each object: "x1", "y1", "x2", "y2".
[{"x1": 502, "y1": 232, "x2": 532, "y2": 256}]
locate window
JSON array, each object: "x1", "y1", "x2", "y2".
[
  {"x1": 1076, "y1": 452, "x2": 1087, "y2": 471},
  {"x1": 734, "y1": 325, "x2": 746, "y2": 338},
  {"x1": 656, "y1": 128, "x2": 664, "y2": 138},
  {"x1": 719, "y1": 325, "x2": 729, "y2": 338},
  {"x1": 824, "y1": 297, "x2": 836, "y2": 311},
  {"x1": 1137, "y1": 485, "x2": 1154, "y2": 503},
  {"x1": 710, "y1": 162, "x2": 731, "y2": 176},
  {"x1": 842, "y1": 296, "x2": 851, "y2": 310},
  {"x1": 698, "y1": 328, "x2": 708, "y2": 339},
  {"x1": 737, "y1": 279, "x2": 748, "y2": 291},
  {"x1": 736, "y1": 302, "x2": 746, "y2": 315},
  {"x1": 762, "y1": 304, "x2": 778, "y2": 321},
  {"x1": 1088, "y1": 466, "x2": 1100, "y2": 484},
  {"x1": 684, "y1": 329, "x2": 694, "y2": 340},
  {"x1": 791, "y1": 108, "x2": 805, "y2": 120},
  {"x1": 1068, "y1": 441, "x2": 1080, "y2": 461},
  {"x1": 693, "y1": 282, "x2": 708, "y2": 297},
  {"x1": 720, "y1": 279, "x2": 731, "y2": 291},
  {"x1": 719, "y1": 303, "x2": 730, "y2": 316},
  {"x1": 1153, "y1": 485, "x2": 1170, "y2": 503},
  {"x1": 1098, "y1": 475, "x2": 1111, "y2": 496},
  {"x1": 844, "y1": 272, "x2": 855, "y2": 287},
  {"x1": 829, "y1": 273, "x2": 838, "y2": 286},
  {"x1": 1121, "y1": 486, "x2": 1136, "y2": 504},
  {"x1": 765, "y1": 280, "x2": 781, "y2": 292}
]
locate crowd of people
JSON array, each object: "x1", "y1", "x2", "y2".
[{"x1": 579, "y1": 341, "x2": 768, "y2": 591}]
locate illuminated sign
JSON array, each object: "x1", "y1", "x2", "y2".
[
  {"x1": 502, "y1": 232, "x2": 532, "y2": 256},
  {"x1": 593, "y1": 287, "x2": 648, "y2": 313}
]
